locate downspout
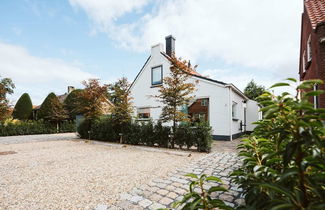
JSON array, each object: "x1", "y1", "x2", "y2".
[{"x1": 228, "y1": 86, "x2": 233, "y2": 141}]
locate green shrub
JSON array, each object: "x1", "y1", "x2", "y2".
[
  {"x1": 12, "y1": 93, "x2": 33, "y2": 120},
  {"x1": 77, "y1": 118, "x2": 212, "y2": 152},
  {"x1": 38, "y1": 92, "x2": 57, "y2": 119},
  {"x1": 64, "y1": 89, "x2": 84, "y2": 120},
  {"x1": 154, "y1": 122, "x2": 170, "y2": 148},
  {"x1": 195, "y1": 122, "x2": 212, "y2": 152},
  {"x1": 232, "y1": 79, "x2": 325, "y2": 209},
  {"x1": 0, "y1": 120, "x2": 75, "y2": 136},
  {"x1": 77, "y1": 119, "x2": 91, "y2": 139},
  {"x1": 172, "y1": 174, "x2": 232, "y2": 210}
]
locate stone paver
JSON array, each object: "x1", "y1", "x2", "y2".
[{"x1": 112, "y1": 139, "x2": 244, "y2": 209}]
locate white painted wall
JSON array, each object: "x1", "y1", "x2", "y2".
[
  {"x1": 246, "y1": 100, "x2": 261, "y2": 131},
  {"x1": 230, "y1": 89, "x2": 246, "y2": 135},
  {"x1": 130, "y1": 43, "x2": 254, "y2": 138}
]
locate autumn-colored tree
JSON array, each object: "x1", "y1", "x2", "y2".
[
  {"x1": 43, "y1": 97, "x2": 69, "y2": 131},
  {"x1": 0, "y1": 76, "x2": 15, "y2": 122},
  {"x1": 74, "y1": 79, "x2": 108, "y2": 121},
  {"x1": 108, "y1": 77, "x2": 133, "y2": 134},
  {"x1": 155, "y1": 56, "x2": 197, "y2": 148}
]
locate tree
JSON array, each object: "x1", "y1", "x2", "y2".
[
  {"x1": 0, "y1": 76, "x2": 15, "y2": 121},
  {"x1": 64, "y1": 89, "x2": 84, "y2": 120},
  {"x1": 38, "y1": 92, "x2": 57, "y2": 119},
  {"x1": 108, "y1": 77, "x2": 133, "y2": 133},
  {"x1": 244, "y1": 80, "x2": 265, "y2": 101},
  {"x1": 155, "y1": 56, "x2": 197, "y2": 148},
  {"x1": 12, "y1": 93, "x2": 33, "y2": 120},
  {"x1": 43, "y1": 97, "x2": 68, "y2": 131},
  {"x1": 74, "y1": 79, "x2": 108, "y2": 121}
]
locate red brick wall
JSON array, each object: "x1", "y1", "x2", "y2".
[
  {"x1": 188, "y1": 99, "x2": 209, "y2": 121},
  {"x1": 299, "y1": 6, "x2": 325, "y2": 107}
]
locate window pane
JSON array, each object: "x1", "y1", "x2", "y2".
[{"x1": 152, "y1": 66, "x2": 162, "y2": 85}]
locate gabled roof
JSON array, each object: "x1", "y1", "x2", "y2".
[
  {"x1": 160, "y1": 52, "x2": 227, "y2": 86},
  {"x1": 130, "y1": 50, "x2": 247, "y2": 100},
  {"x1": 305, "y1": 0, "x2": 325, "y2": 29}
]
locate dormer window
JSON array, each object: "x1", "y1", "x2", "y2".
[
  {"x1": 151, "y1": 65, "x2": 163, "y2": 85},
  {"x1": 307, "y1": 34, "x2": 312, "y2": 62}
]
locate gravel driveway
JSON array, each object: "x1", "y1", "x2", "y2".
[
  {"x1": 0, "y1": 133, "x2": 78, "y2": 144},
  {"x1": 0, "y1": 140, "x2": 202, "y2": 209}
]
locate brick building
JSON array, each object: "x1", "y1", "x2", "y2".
[{"x1": 299, "y1": 0, "x2": 325, "y2": 108}]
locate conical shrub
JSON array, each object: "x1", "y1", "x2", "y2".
[
  {"x1": 12, "y1": 93, "x2": 33, "y2": 120},
  {"x1": 38, "y1": 92, "x2": 57, "y2": 119}
]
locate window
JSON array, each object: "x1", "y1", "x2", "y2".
[
  {"x1": 201, "y1": 99, "x2": 208, "y2": 106},
  {"x1": 307, "y1": 34, "x2": 312, "y2": 62},
  {"x1": 302, "y1": 50, "x2": 306, "y2": 73},
  {"x1": 151, "y1": 66, "x2": 162, "y2": 85},
  {"x1": 137, "y1": 108, "x2": 150, "y2": 119},
  {"x1": 232, "y1": 102, "x2": 237, "y2": 119},
  {"x1": 313, "y1": 84, "x2": 319, "y2": 109},
  {"x1": 193, "y1": 113, "x2": 206, "y2": 122}
]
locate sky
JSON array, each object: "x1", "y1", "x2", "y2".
[{"x1": 0, "y1": 0, "x2": 303, "y2": 105}]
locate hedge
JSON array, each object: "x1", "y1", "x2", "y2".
[
  {"x1": 12, "y1": 93, "x2": 33, "y2": 120},
  {"x1": 0, "y1": 120, "x2": 76, "y2": 136},
  {"x1": 77, "y1": 117, "x2": 212, "y2": 152}
]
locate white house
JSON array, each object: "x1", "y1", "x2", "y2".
[{"x1": 130, "y1": 35, "x2": 260, "y2": 140}]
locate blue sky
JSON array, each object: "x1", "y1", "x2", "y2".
[{"x1": 0, "y1": 0, "x2": 302, "y2": 105}]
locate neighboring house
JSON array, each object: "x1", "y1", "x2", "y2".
[
  {"x1": 130, "y1": 35, "x2": 260, "y2": 140},
  {"x1": 299, "y1": 0, "x2": 325, "y2": 108},
  {"x1": 32, "y1": 86, "x2": 114, "y2": 120}
]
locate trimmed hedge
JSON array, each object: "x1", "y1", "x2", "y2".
[
  {"x1": 12, "y1": 93, "x2": 33, "y2": 120},
  {"x1": 77, "y1": 117, "x2": 212, "y2": 152},
  {"x1": 0, "y1": 120, "x2": 76, "y2": 136}
]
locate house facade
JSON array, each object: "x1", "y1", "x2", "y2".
[
  {"x1": 299, "y1": 0, "x2": 325, "y2": 108},
  {"x1": 130, "y1": 35, "x2": 260, "y2": 140}
]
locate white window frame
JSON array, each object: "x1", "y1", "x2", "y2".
[
  {"x1": 307, "y1": 34, "x2": 312, "y2": 62},
  {"x1": 232, "y1": 102, "x2": 238, "y2": 119},
  {"x1": 313, "y1": 84, "x2": 319, "y2": 109},
  {"x1": 201, "y1": 99, "x2": 208, "y2": 106},
  {"x1": 137, "y1": 107, "x2": 151, "y2": 120},
  {"x1": 151, "y1": 65, "x2": 163, "y2": 86},
  {"x1": 302, "y1": 50, "x2": 306, "y2": 73}
]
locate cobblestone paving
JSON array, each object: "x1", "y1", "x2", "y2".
[{"x1": 105, "y1": 151, "x2": 243, "y2": 210}]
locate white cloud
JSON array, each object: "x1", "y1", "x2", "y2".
[
  {"x1": 69, "y1": 0, "x2": 150, "y2": 29},
  {"x1": 69, "y1": 0, "x2": 302, "y2": 84},
  {"x1": 201, "y1": 68, "x2": 297, "y2": 96},
  {"x1": 0, "y1": 41, "x2": 97, "y2": 105}
]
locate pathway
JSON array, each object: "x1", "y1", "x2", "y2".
[{"x1": 104, "y1": 140, "x2": 244, "y2": 210}]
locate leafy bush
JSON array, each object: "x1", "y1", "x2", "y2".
[
  {"x1": 12, "y1": 93, "x2": 33, "y2": 120},
  {"x1": 171, "y1": 173, "x2": 231, "y2": 210},
  {"x1": 38, "y1": 92, "x2": 57, "y2": 119},
  {"x1": 0, "y1": 120, "x2": 76, "y2": 136},
  {"x1": 232, "y1": 79, "x2": 325, "y2": 209},
  {"x1": 77, "y1": 119, "x2": 212, "y2": 152}
]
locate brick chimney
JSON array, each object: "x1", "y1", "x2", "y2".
[
  {"x1": 68, "y1": 86, "x2": 75, "y2": 94},
  {"x1": 165, "y1": 35, "x2": 176, "y2": 57}
]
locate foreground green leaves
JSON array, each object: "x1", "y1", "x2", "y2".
[
  {"x1": 172, "y1": 174, "x2": 232, "y2": 210},
  {"x1": 232, "y1": 79, "x2": 325, "y2": 209}
]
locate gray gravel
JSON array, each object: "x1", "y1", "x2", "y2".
[
  {"x1": 0, "y1": 133, "x2": 78, "y2": 144},
  {"x1": 0, "y1": 140, "x2": 201, "y2": 209}
]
